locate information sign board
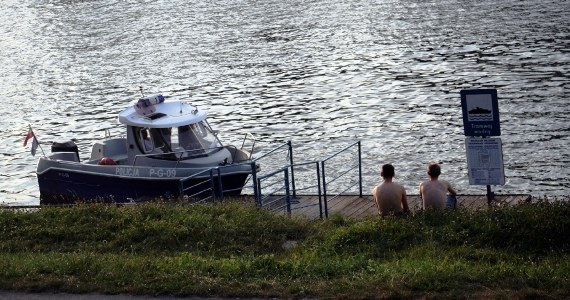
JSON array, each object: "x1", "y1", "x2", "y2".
[
  {"x1": 465, "y1": 137, "x2": 505, "y2": 185},
  {"x1": 461, "y1": 89, "x2": 501, "y2": 136}
]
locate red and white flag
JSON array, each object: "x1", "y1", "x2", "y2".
[
  {"x1": 23, "y1": 126, "x2": 39, "y2": 156},
  {"x1": 23, "y1": 127, "x2": 34, "y2": 147}
]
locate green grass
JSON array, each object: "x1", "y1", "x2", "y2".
[{"x1": 0, "y1": 199, "x2": 569, "y2": 299}]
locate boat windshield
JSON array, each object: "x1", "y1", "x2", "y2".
[
  {"x1": 134, "y1": 122, "x2": 221, "y2": 159},
  {"x1": 175, "y1": 121, "x2": 221, "y2": 154}
]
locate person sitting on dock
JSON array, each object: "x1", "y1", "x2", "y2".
[
  {"x1": 372, "y1": 164, "x2": 409, "y2": 217},
  {"x1": 419, "y1": 162, "x2": 457, "y2": 210}
]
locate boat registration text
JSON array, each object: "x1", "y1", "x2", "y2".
[{"x1": 116, "y1": 167, "x2": 177, "y2": 178}]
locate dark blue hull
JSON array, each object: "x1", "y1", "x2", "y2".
[{"x1": 38, "y1": 169, "x2": 250, "y2": 205}]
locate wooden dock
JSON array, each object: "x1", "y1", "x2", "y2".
[{"x1": 278, "y1": 194, "x2": 532, "y2": 219}]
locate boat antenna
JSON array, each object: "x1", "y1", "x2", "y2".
[{"x1": 139, "y1": 86, "x2": 145, "y2": 97}]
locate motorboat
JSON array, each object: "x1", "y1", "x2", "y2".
[{"x1": 36, "y1": 94, "x2": 257, "y2": 205}]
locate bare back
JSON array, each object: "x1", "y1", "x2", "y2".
[
  {"x1": 420, "y1": 179, "x2": 456, "y2": 210},
  {"x1": 372, "y1": 181, "x2": 408, "y2": 217}
]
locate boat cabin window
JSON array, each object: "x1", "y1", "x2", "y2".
[
  {"x1": 137, "y1": 127, "x2": 172, "y2": 154},
  {"x1": 134, "y1": 122, "x2": 220, "y2": 159},
  {"x1": 176, "y1": 121, "x2": 221, "y2": 154},
  {"x1": 140, "y1": 129, "x2": 154, "y2": 153}
]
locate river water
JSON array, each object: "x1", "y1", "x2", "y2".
[{"x1": 1, "y1": 0, "x2": 569, "y2": 205}]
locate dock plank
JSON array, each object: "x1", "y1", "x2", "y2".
[
  {"x1": 347, "y1": 198, "x2": 375, "y2": 218},
  {"x1": 342, "y1": 196, "x2": 374, "y2": 217}
]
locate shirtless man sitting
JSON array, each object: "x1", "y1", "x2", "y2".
[
  {"x1": 419, "y1": 163, "x2": 457, "y2": 210},
  {"x1": 372, "y1": 164, "x2": 409, "y2": 217}
]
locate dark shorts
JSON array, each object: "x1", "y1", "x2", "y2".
[{"x1": 446, "y1": 195, "x2": 457, "y2": 209}]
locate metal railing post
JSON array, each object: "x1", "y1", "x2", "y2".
[
  {"x1": 178, "y1": 178, "x2": 184, "y2": 198},
  {"x1": 284, "y1": 168, "x2": 291, "y2": 215},
  {"x1": 209, "y1": 169, "x2": 216, "y2": 199},
  {"x1": 251, "y1": 161, "x2": 260, "y2": 206},
  {"x1": 316, "y1": 161, "x2": 323, "y2": 219},
  {"x1": 487, "y1": 185, "x2": 494, "y2": 206},
  {"x1": 321, "y1": 160, "x2": 328, "y2": 218},
  {"x1": 256, "y1": 177, "x2": 263, "y2": 207},
  {"x1": 287, "y1": 140, "x2": 296, "y2": 199},
  {"x1": 216, "y1": 167, "x2": 223, "y2": 201},
  {"x1": 358, "y1": 140, "x2": 362, "y2": 197}
]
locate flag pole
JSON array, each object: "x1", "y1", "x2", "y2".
[
  {"x1": 36, "y1": 135, "x2": 47, "y2": 158},
  {"x1": 27, "y1": 125, "x2": 47, "y2": 157}
]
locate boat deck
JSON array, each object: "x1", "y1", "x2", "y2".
[{"x1": 277, "y1": 194, "x2": 532, "y2": 219}]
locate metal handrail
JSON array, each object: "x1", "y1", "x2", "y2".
[
  {"x1": 323, "y1": 162, "x2": 360, "y2": 185},
  {"x1": 321, "y1": 141, "x2": 362, "y2": 218},
  {"x1": 252, "y1": 141, "x2": 361, "y2": 219},
  {"x1": 253, "y1": 140, "x2": 291, "y2": 162},
  {"x1": 255, "y1": 166, "x2": 292, "y2": 214},
  {"x1": 167, "y1": 139, "x2": 361, "y2": 219},
  {"x1": 255, "y1": 166, "x2": 288, "y2": 204},
  {"x1": 322, "y1": 141, "x2": 361, "y2": 163},
  {"x1": 178, "y1": 168, "x2": 217, "y2": 203}
]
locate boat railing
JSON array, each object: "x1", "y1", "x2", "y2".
[
  {"x1": 223, "y1": 145, "x2": 253, "y2": 164},
  {"x1": 240, "y1": 132, "x2": 256, "y2": 159}
]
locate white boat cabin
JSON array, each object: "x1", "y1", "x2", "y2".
[{"x1": 88, "y1": 95, "x2": 240, "y2": 166}]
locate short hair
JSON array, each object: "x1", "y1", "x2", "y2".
[
  {"x1": 381, "y1": 164, "x2": 395, "y2": 178},
  {"x1": 427, "y1": 163, "x2": 441, "y2": 177}
]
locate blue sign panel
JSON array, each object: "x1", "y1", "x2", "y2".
[{"x1": 461, "y1": 89, "x2": 501, "y2": 136}]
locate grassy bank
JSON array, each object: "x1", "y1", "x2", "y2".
[{"x1": 0, "y1": 199, "x2": 569, "y2": 299}]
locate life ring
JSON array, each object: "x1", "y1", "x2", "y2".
[{"x1": 98, "y1": 157, "x2": 117, "y2": 165}]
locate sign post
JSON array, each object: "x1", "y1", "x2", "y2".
[{"x1": 461, "y1": 89, "x2": 505, "y2": 205}]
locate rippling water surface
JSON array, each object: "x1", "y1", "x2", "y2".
[{"x1": 1, "y1": 0, "x2": 569, "y2": 205}]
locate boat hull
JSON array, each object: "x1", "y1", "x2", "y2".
[{"x1": 37, "y1": 158, "x2": 253, "y2": 205}]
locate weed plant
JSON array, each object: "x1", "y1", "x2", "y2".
[{"x1": 0, "y1": 200, "x2": 568, "y2": 299}]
